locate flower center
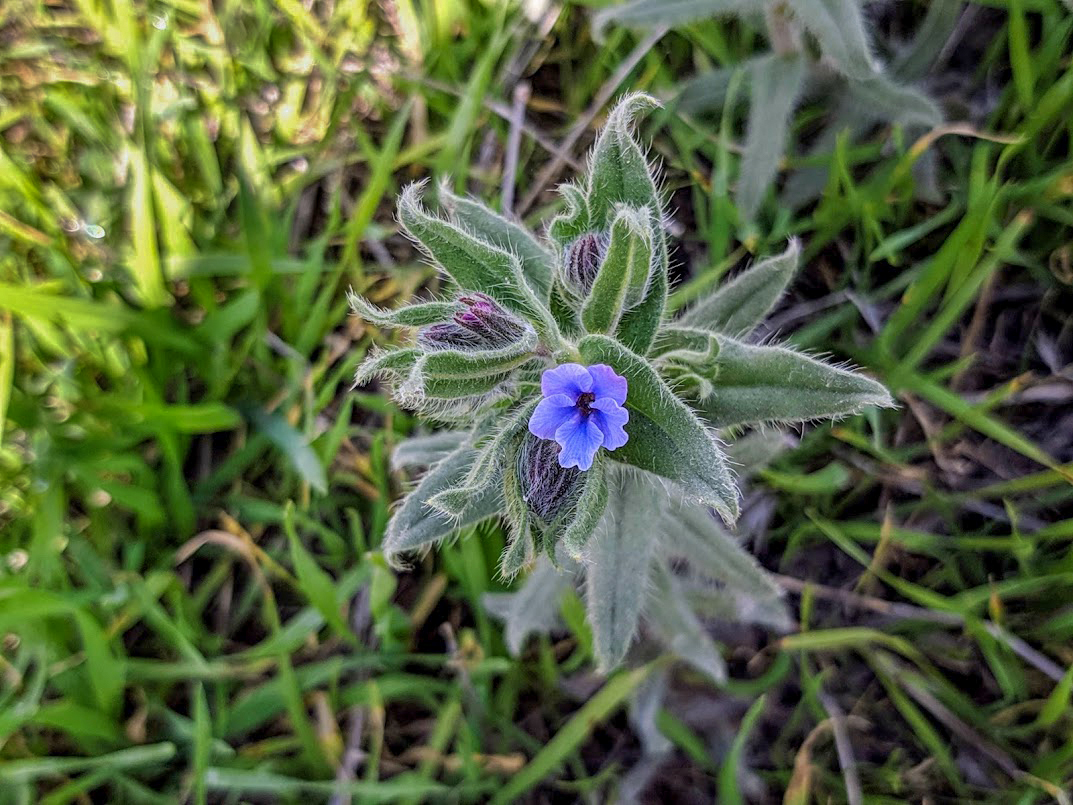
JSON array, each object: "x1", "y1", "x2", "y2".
[{"x1": 576, "y1": 391, "x2": 596, "y2": 415}]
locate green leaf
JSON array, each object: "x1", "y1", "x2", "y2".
[
  {"x1": 679, "y1": 239, "x2": 800, "y2": 335},
  {"x1": 282, "y1": 502, "x2": 353, "y2": 643},
  {"x1": 428, "y1": 401, "x2": 536, "y2": 516},
  {"x1": 135, "y1": 401, "x2": 240, "y2": 434},
  {"x1": 556, "y1": 456, "x2": 611, "y2": 560},
  {"x1": 592, "y1": 0, "x2": 766, "y2": 39},
  {"x1": 128, "y1": 146, "x2": 169, "y2": 308},
  {"x1": 0, "y1": 313, "x2": 12, "y2": 448},
  {"x1": 585, "y1": 469, "x2": 662, "y2": 669},
  {"x1": 718, "y1": 695, "x2": 767, "y2": 805},
  {"x1": 790, "y1": 0, "x2": 876, "y2": 79},
  {"x1": 547, "y1": 183, "x2": 591, "y2": 247},
  {"x1": 664, "y1": 499, "x2": 792, "y2": 630},
  {"x1": 247, "y1": 408, "x2": 328, "y2": 494},
  {"x1": 354, "y1": 347, "x2": 421, "y2": 386},
  {"x1": 391, "y1": 431, "x2": 471, "y2": 470},
  {"x1": 483, "y1": 557, "x2": 576, "y2": 654},
  {"x1": 586, "y1": 93, "x2": 662, "y2": 230},
  {"x1": 347, "y1": 293, "x2": 459, "y2": 329},
  {"x1": 723, "y1": 429, "x2": 791, "y2": 477},
  {"x1": 737, "y1": 54, "x2": 806, "y2": 221},
  {"x1": 439, "y1": 184, "x2": 555, "y2": 301},
  {"x1": 382, "y1": 446, "x2": 502, "y2": 566},
  {"x1": 581, "y1": 207, "x2": 654, "y2": 334},
  {"x1": 651, "y1": 325, "x2": 720, "y2": 360},
  {"x1": 845, "y1": 74, "x2": 942, "y2": 128},
  {"x1": 397, "y1": 182, "x2": 559, "y2": 341},
  {"x1": 580, "y1": 95, "x2": 669, "y2": 356},
  {"x1": 677, "y1": 63, "x2": 746, "y2": 114},
  {"x1": 614, "y1": 248, "x2": 667, "y2": 356},
  {"x1": 489, "y1": 663, "x2": 654, "y2": 804},
  {"x1": 413, "y1": 333, "x2": 537, "y2": 380},
  {"x1": 647, "y1": 564, "x2": 728, "y2": 683},
  {"x1": 628, "y1": 667, "x2": 673, "y2": 756},
  {"x1": 579, "y1": 335, "x2": 739, "y2": 522},
  {"x1": 500, "y1": 446, "x2": 535, "y2": 578},
  {"x1": 498, "y1": 522, "x2": 535, "y2": 579},
  {"x1": 0, "y1": 590, "x2": 124, "y2": 715},
  {"x1": 698, "y1": 337, "x2": 894, "y2": 428}
]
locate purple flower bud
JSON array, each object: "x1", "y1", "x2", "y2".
[
  {"x1": 516, "y1": 433, "x2": 582, "y2": 521},
  {"x1": 454, "y1": 293, "x2": 526, "y2": 344},
  {"x1": 562, "y1": 233, "x2": 607, "y2": 297},
  {"x1": 416, "y1": 321, "x2": 487, "y2": 350},
  {"x1": 416, "y1": 293, "x2": 527, "y2": 351}
]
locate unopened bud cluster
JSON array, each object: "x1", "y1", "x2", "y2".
[
  {"x1": 417, "y1": 292, "x2": 527, "y2": 350},
  {"x1": 561, "y1": 233, "x2": 608, "y2": 298}
]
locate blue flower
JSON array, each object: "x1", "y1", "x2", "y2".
[{"x1": 528, "y1": 363, "x2": 629, "y2": 471}]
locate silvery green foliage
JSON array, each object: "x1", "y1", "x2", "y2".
[
  {"x1": 594, "y1": 0, "x2": 951, "y2": 220},
  {"x1": 351, "y1": 93, "x2": 892, "y2": 670}
]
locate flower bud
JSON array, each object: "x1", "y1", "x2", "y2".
[
  {"x1": 516, "y1": 433, "x2": 582, "y2": 521},
  {"x1": 416, "y1": 293, "x2": 527, "y2": 351},
  {"x1": 416, "y1": 322, "x2": 486, "y2": 350},
  {"x1": 561, "y1": 232, "x2": 607, "y2": 297},
  {"x1": 455, "y1": 293, "x2": 526, "y2": 344}
]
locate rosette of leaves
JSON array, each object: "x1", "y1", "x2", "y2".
[
  {"x1": 483, "y1": 429, "x2": 792, "y2": 782},
  {"x1": 351, "y1": 92, "x2": 892, "y2": 669},
  {"x1": 593, "y1": 0, "x2": 952, "y2": 220}
]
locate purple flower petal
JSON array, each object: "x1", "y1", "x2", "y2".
[
  {"x1": 528, "y1": 394, "x2": 577, "y2": 440},
  {"x1": 555, "y1": 416, "x2": 604, "y2": 471},
  {"x1": 590, "y1": 398, "x2": 629, "y2": 451},
  {"x1": 587, "y1": 364, "x2": 627, "y2": 405},
  {"x1": 541, "y1": 363, "x2": 593, "y2": 399}
]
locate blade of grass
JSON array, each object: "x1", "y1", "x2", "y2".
[{"x1": 490, "y1": 663, "x2": 657, "y2": 804}]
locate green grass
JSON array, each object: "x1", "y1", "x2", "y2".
[{"x1": 1, "y1": 0, "x2": 1072, "y2": 802}]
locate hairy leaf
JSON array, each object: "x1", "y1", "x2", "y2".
[
  {"x1": 547, "y1": 183, "x2": 591, "y2": 246},
  {"x1": 428, "y1": 400, "x2": 536, "y2": 516},
  {"x1": 647, "y1": 564, "x2": 728, "y2": 683},
  {"x1": 724, "y1": 429, "x2": 792, "y2": 477},
  {"x1": 792, "y1": 0, "x2": 876, "y2": 79},
  {"x1": 560, "y1": 457, "x2": 610, "y2": 559},
  {"x1": 499, "y1": 521, "x2": 535, "y2": 579},
  {"x1": 586, "y1": 469, "x2": 662, "y2": 669},
  {"x1": 398, "y1": 366, "x2": 514, "y2": 406},
  {"x1": 685, "y1": 578, "x2": 794, "y2": 631},
  {"x1": 587, "y1": 93, "x2": 662, "y2": 230},
  {"x1": 700, "y1": 337, "x2": 894, "y2": 427},
  {"x1": 439, "y1": 185, "x2": 556, "y2": 301},
  {"x1": 614, "y1": 246, "x2": 667, "y2": 355},
  {"x1": 483, "y1": 557, "x2": 576, "y2": 654},
  {"x1": 676, "y1": 62, "x2": 756, "y2": 114},
  {"x1": 582, "y1": 207, "x2": 654, "y2": 334},
  {"x1": 382, "y1": 447, "x2": 502, "y2": 566},
  {"x1": 628, "y1": 666, "x2": 673, "y2": 756},
  {"x1": 680, "y1": 239, "x2": 800, "y2": 334},
  {"x1": 347, "y1": 292, "x2": 458, "y2": 329},
  {"x1": 500, "y1": 444, "x2": 533, "y2": 575},
  {"x1": 664, "y1": 498, "x2": 786, "y2": 608},
  {"x1": 398, "y1": 182, "x2": 559, "y2": 340},
  {"x1": 391, "y1": 431, "x2": 471, "y2": 470},
  {"x1": 846, "y1": 73, "x2": 942, "y2": 127},
  {"x1": 737, "y1": 55, "x2": 806, "y2": 221},
  {"x1": 891, "y1": 0, "x2": 962, "y2": 81},
  {"x1": 580, "y1": 335, "x2": 739, "y2": 522},
  {"x1": 593, "y1": 0, "x2": 766, "y2": 39},
  {"x1": 415, "y1": 334, "x2": 537, "y2": 379},
  {"x1": 354, "y1": 347, "x2": 420, "y2": 385}
]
